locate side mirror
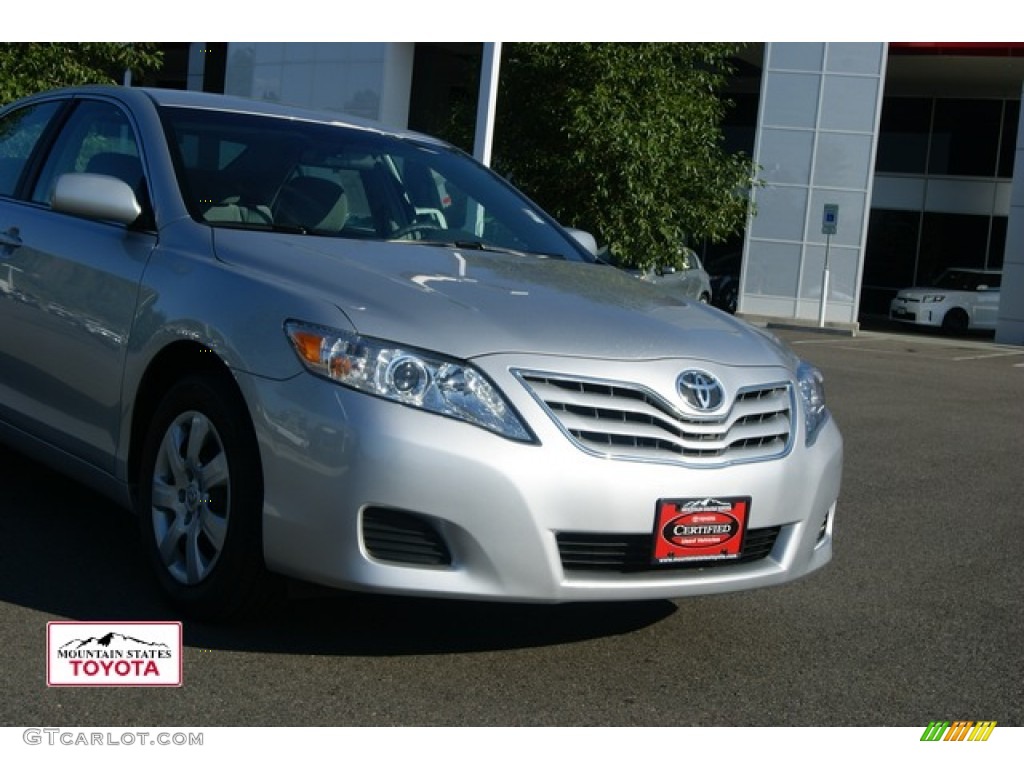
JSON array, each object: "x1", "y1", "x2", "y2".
[
  {"x1": 51, "y1": 173, "x2": 142, "y2": 225},
  {"x1": 565, "y1": 228, "x2": 598, "y2": 256}
]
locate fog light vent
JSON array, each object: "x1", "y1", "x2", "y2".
[
  {"x1": 817, "y1": 509, "x2": 831, "y2": 543},
  {"x1": 362, "y1": 508, "x2": 452, "y2": 567}
]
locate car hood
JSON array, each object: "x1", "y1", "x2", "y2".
[{"x1": 213, "y1": 232, "x2": 790, "y2": 367}]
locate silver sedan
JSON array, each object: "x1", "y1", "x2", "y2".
[{"x1": 0, "y1": 86, "x2": 842, "y2": 619}]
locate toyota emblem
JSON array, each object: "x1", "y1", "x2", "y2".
[{"x1": 677, "y1": 370, "x2": 724, "y2": 411}]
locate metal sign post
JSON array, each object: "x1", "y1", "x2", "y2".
[{"x1": 819, "y1": 204, "x2": 838, "y2": 328}]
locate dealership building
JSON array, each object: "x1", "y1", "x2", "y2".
[{"x1": 157, "y1": 42, "x2": 1024, "y2": 344}]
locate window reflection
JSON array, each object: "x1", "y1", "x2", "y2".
[{"x1": 876, "y1": 96, "x2": 1019, "y2": 178}]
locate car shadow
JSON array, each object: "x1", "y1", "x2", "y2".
[
  {"x1": 188, "y1": 592, "x2": 677, "y2": 657},
  {"x1": 0, "y1": 444, "x2": 676, "y2": 655}
]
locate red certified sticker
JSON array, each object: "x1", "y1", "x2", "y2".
[{"x1": 652, "y1": 497, "x2": 749, "y2": 564}]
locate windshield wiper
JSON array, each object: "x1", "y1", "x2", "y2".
[
  {"x1": 389, "y1": 238, "x2": 564, "y2": 260},
  {"x1": 207, "y1": 220, "x2": 309, "y2": 235}
]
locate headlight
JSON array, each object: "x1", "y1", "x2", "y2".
[
  {"x1": 796, "y1": 360, "x2": 828, "y2": 446},
  {"x1": 922, "y1": 294, "x2": 946, "y2": 303},
  {"x1": 285, "y1": 321, "x2": 533, "y2": 442}
]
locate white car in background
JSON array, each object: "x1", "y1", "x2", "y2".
[{"x1": 890, "y1": 268, "x2": 1002, "y2": 332}]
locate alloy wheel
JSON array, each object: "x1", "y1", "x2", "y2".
[{"x1": 149, "y1": 410, "x2": 231, "y2": 586}]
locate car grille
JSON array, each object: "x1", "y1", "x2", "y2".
[
  {"x1": 362, "y1": 508, "x2": 452, "y2": 567},
  {"x1": 557, "y1": 527, "x2": 780, "y2": 572},
  {"x1": 518, "y1": 373, "x2": 793, "y2": 466}
]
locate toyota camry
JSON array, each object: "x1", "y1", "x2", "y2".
[{"x1": 0, "y1": 86, "x2": 842, "y2": 619}]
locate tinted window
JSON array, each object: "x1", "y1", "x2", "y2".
[
  {"x1": 875, "y1": 98, "x2": 931, "y2": 174},
  {"x1": 918, "y1": 212, "x2": 990, "y2": 282},
  {"x1": 997, "y1": 101, "x2": 1019, "y2": 179},
  {"x1": 989, "y1": 216, "x2": 1007, "y2": 270},
  {"x1": 929, "y1": 99, "x2": 1002, "y2": 177},
  {"x1": 0, "y1": 100, "x2": 62, "y2": 197},
  {"x1": 864, "y1": 209, "x2": 919, "y2": 287}
]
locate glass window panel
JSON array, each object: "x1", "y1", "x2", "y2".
[
  {"x1": 863, "y1": 209, "x2": 920, "y2": 289},
  {"x1": 721, "y1": 92, "x2": 759, "y2": 155},
  {"x1": 750, "y1": 185, "x2": 809, "y2": 241},
  {"x1": 768, "y1": 43, "x2": 824, "y2": 72},
  {"x1": 280, "y1": 62, "x2": 315, "y2": 106},
  {"x1": 819, "y1": 75, "x2": 880, "y2": 133},
  {"x1": 998, "y1": 100, "x2": 1020, "y2": 179},
  {"x1": 929, "y1": 99, "x2": 1001, "y2": 177},
  {"x1": 800, "y1": 244, "x2": 858, "y2": 301},
  {"x1": 825, "y1": 43, "x2": 884, "y2": 75},
  {"x1": 875, "y1": 98, "x2": 931, "y2": 174},
  {"x1": 31, "y1": 100, "x2": 142, "y2": 205},
  {"x1": 758, "y1": 128, "x2": 813, "y2": 185},
  {"x1": 917, "y1": 212, "x2": 990, "y2": 283},
  {"x1": 744, "y1": 241, "x2": 800, "y2": 297},
  {"x1": 989, "y1": 216, "x2": 1007, "y2": 269},
  {"x1": 761, "y1": 73, "x2": 821, "y2": 129},
  {"x1": 814, "y1": 132, "x2": 874, "y2": 189}
]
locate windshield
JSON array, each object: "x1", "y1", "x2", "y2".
[{"x1": 160, "y1": 106, "x2": 589, "y2": 261}]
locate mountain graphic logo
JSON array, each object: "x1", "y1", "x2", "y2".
[{"x1": 59, "y1": 632, "x2": 171, "y2": 652}]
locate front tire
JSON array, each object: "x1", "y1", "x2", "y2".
[
  {"x1": 941, "y1": 308, "x2": 969, "y2": 333},
  {"x1": 138, "y1": 373, "x2": 276, "y2": 620}
]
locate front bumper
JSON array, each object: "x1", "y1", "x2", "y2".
[
  {"x1": 890, "y1": 297, "x2": 942, "y2": 326},
  {"x1": 241, "y1": 357, "x2": 843, "y2": 603}
]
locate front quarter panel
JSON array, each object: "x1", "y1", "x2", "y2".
[{"x1": 117, "y1": 218, "x2": 352, "y2": 475}]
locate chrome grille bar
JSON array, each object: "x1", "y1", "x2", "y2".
[{"x1": 518, "y1": 372, "x2": 794, "y2": 467}]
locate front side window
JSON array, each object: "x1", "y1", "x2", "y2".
[
  {"x1": 161, "y1": 106, "x2": 590, "y2": 261},
  {"x1": 0, "y1": 100, "x2": 63, "y2": 197},
  {"x1": 31, "y1": 99, "x2": 144, "y2": 206}
]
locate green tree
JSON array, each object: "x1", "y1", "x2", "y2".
[
  {"x1": 0, "y1": 43, "x2": 163, "y2": 104},
  {"x1": 492, "y1": 43, "x2": 756, "y2": 270}
]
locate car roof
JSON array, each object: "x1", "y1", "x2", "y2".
[
  {"x1": 141, "y1": 87, "x2": 412, "y2": 132},
  {"x1": 6, "y1": 84, "x2": 449, "y2": 148}
]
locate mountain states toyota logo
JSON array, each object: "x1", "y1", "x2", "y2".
[{"x1": 47, "y1": 622, "x2": 183, "y2": 687}]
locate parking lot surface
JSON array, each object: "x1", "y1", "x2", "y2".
[{"x1": 1, "y1": 326, "x2": 1022, "y2": 726}]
